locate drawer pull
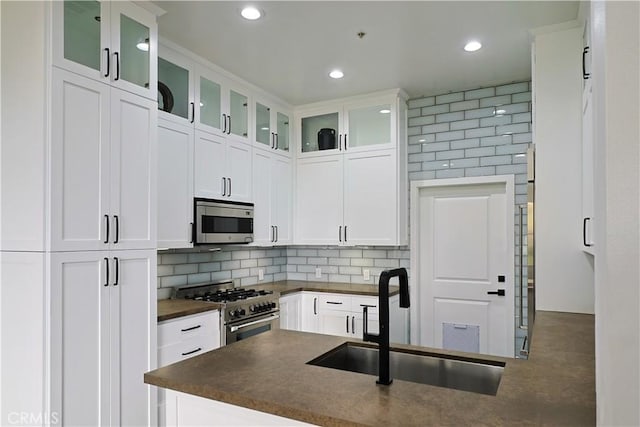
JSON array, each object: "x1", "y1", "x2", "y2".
[
  {"x1": 181, "y1": 325, "x2": 201, "y2": 332},
  {"x1": 359, "y1": 304, "x2": 376, "y2": 308},
  {"x1": 181, "y1": 347, "x2": 202, "y2": 356},
  {"x1": 326, "y1": 301, "x2": 343, "y2": 305}
]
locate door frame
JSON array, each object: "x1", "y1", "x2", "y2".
[{"x1": 409, "y1": 175, "x2": 515, "y2": 349}]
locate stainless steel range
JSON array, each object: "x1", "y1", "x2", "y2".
[{"x1": 172, "y1": 281, "x2": 280, "y2": 346}]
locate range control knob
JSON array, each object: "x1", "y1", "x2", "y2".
[
  {"x1": 249, "y1": 305, "x2": 256, "y2": 313},
  {"x1": 239, "y1": 308, "x2": 246, "y2": 316},
  {"x1": 270, "y1": 302, "x2": 276, "y2": 309}
]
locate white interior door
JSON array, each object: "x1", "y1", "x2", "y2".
[{"x1": 415, "y1": 179, "x2": 514, "y2": 357}]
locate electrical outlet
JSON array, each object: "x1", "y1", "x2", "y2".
[
  {"x1": 258, "y1": 269, "x2": 264, "y2": 281},
  {"x1": 363, "y1": 269, "x2": 370, "y2": 281},
  {"x1": 315, "y1": 267, "x2": 322, "y2": 278}
]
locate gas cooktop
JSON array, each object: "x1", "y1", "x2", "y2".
[{"x1": 171, "y1": 281, "x2": 274, "y2": 305}]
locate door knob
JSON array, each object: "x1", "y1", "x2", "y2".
[{"x1": 487, "y1": 289, "x2": 506, "y2": 296}]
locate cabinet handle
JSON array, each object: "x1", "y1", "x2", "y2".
[
  {"x1": 275, "y1": 225, "x2": 278, "y2": 242},
  {"x1": 113, "y1": 257, "x2": 119, "y2": 286},
  {"x1": 104, "y1": 214, "x2": 110, "y2": 244},
  {"x1": 104, "y1": 257, "x2": 109, "y2": 287},
  {"x1": 352, "y1": 315, "x2": 355, "y2": 334},
  {"x1": 190, "y1": 222, "x2": 194, "y2": 244},
  {"x1": 326, "y1": 301, "x2": 343, "y2": 305},
  {"x1": 227, "y1": 115, "x2": 232, "y2": 134},
  {"x1": 344, "y1": 226, "x2": 347, "y2": 242},
  {"x1": 181, "y1": 347, "x2": 202, "y2": 356},
  {"x1": 344, "y1": 134, "x2": 348, "y2": 151},
  {"x1": 313, "y1": 297, "x2": 317, "y2": 315},
  {"x1": 222, "y1": 114, "x2": 227, "y2": 133},
  {"x1": 346, "y1": 315, "x2": 349, "y2": 333},
  {"x1": 113, "y1": 215, "x2": 119, "y2": 244},
  {"x1": 114, "y1": 52, "x2": 120, "y2": 81},
  {"x1": 227, "y1": 178, "x2": 231, "y2": 197},
  {"x1": 271, "y1": 132, "x2": 275, "y2": 149},
  {"x1": 222, "y1": 177, "x2": 226, "y2": 196},
  {"x1": 582, "y1": 47, "x2": 591, "y2": 80},
  {"x1": 181, "y1": 324, "x2": 201, "y2": 332},
  {"x1": 339, "y1": 226, "x2": 342, "y2": 242},
  {"x1": 339, "y1": 134, "x2": 342, "y2": 151},
  {"x1": 190, "y1": 102, "x2": 195, "y2": 123},
  {"x1": 104, "y1": 48, "x2": 110, "y2": 78},
  {"x1": 275, "y1": 133, "x2": 279, "y2": 150},
  {"x1": 583, "y1": 217, "x2": 593, "y2": 247},
  {"x1": 271, "y1": 226, "x2": 275, "y2": 243}
]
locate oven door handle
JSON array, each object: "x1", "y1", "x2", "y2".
[{"x1": 228, "y1": 314, "x2": 280, "y2": 333}]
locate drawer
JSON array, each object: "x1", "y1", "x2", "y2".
[
  {"x1": 352, "y1": 296, "x2": 378, "y2": 315},
  {"x1": 319, "y1": 294, "x2": 351, "y2": 311},
  {"x1": 158, "y1": 310, "x2": 219, "y2": 347},
  {"x1": 158, "y1": 335, "x2": 215, "y2": 367}
]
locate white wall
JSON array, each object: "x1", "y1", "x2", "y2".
[
  {"x1": 592, "y1": 1, "x2": 640, "y2": 425},
  {"x1": 533, "y1": 26, "x2": 595, "y2": 314}
]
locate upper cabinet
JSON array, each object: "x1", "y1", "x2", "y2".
[
  {"x1": 53, "y1": 0, "x2": 158, "y2": 100},
  {"x1": 196, "y1": 68, "x2": 251, "y2": 145},
  {"x1": 253, "y1": 96, "x2": 292, "y2": 156},
  {"x1": 297, "y1": 94, "x2": 397, "y2": 157},
  {"x1": 158, "y1": 46, "x2": 194, "y2": 125}
]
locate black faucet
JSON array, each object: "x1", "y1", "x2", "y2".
[{"x1": 362, "y1": 267, "x2": 410, "y2": 385}]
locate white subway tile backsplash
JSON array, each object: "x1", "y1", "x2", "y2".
[
  {"x1": 408, "y1": 163, "x2": 421, "y2": 172},
  {"x1": 408, "y1": 96, "x2": 435, "y2": 109},
  {"x1": 409, "y1": 171, "x2": 436, "y2": 180},
  {"x1": 307, "y1": 257, "x2": 328, "y2": 265},
  {"x1": 435, "y1": 92, "x2": 464, "y2": 104},
  {"x1": 212, "y1": 251, "x2": 232, "y2": 262},
  {"x1": 328, "y1": 274, "x2": 351, "y2": 284},
  {"x1": 511, "y1": 112, "x2": 532, "y2": 124},
  {"x1": 187, "y1": 253, "x2": 213, "y2": 263},
  {"x1": 188, "y1": 273, "x2": 211, "y2": 284},
  {"x1": 199, "y1": 262, "x2": 222, "y2": 273},
  {"x1": 421, "y1": 123, "x2": 449, "y2": 134},
  {"x1": 423, "y1": 160, "x2": 452, "y2": 171},
  {"x1": 479, "y1": 95, "x2": 512, "y2": 108},
  {"x1": 328, "y1": 257, "x2": 350, "y2": 266},
  {"x1": 408, "y1": 108, "x2": 421, "y2": 118},
  {"x1": 511, "y1": 92, "x2": 532, "y2": 103},
  {"x1": 436, "y1": 111, "x2": 465, "y2": 123},
  {"x1": 513, "y1": 133, "x2": 533, "y2": 143},
  {"x1": 318, "y1": 249, "x2": 340, "y2": 257},
  {"x1": 435, "y1": 150, "x2": 465, "y2": 160},
  {"x1": 211, "y1": 271, "x2": 232, "y2": 282},
  {"x1": 480, "y1": 135, "x2": 512, "y2": 146},
  {"x1": 465, "y1": 146, "x2": 496, "y2": 157},
  {"x1": 496, "y1": 164, "x2": 528, "y2": 175},
  {"x1": 465, "y1": 127, "x2": 496, "y2": 138},
  {"x1": 409, "y1": 152, "x2": 436, "y2": 162},
  {"x1": 351, "y1": 258, "x2": 374, "y2": 267},
  {"x1": 422, "y1": 104, "x2": 450, "y2": 116},
  {"x1": 157, "y1": 265, "x2": 173, "y2": 277},
  {"x1": 450, "y1": 119, "x2": 480, "y2": 130},
  {"x1": 374, "y1": 259, "x2": 400, "y2": 268},
  {"x1": 464, "y1": 87, "x2": 495, "y2": 100},
  {"x1": 422, "y1": 142, "x2": 450, "y2": 152},
  {"x1": 480, "y1": 115, "x2": 512, "y2": 127},
  {"x1": 257, "y1": 258, "x2": 274, "y2": 267},
  {"x1": 161, "y1": 254, "x2": 188, "y2": 265},
  {"x1": 340, "y1": 249, "x2": 363, "y2": 258},
  {"x1": 408, "y1": 127, "x2": 421, "y2": 136},
  {"x1": 465, "y1": 166, "x2": 496, "y2": 177},
  {"x1": 464, "y1": 107, "x2": 496, "y2": 119},
  {"x1": 496, "y1": 82, "x2": 529, "y2": 95},
  {"x1": 339, "y1": 266, "x2": 362, "y2": 275},
  {"x1": 288, "y1": 257, "x2": 307, "y2": 265},
  {"x1": 221, "y1": 260, "x2": 241, "y2": 270},
  {"x1": 231, "y1": 268, "x2": 251, "y2": 279},
  {"x1": 409, "y1": 115, "x2": 436, "y2": 127},
  {"x1": 436, "y1": 168, "x2": 465, "y2": 179},
  {"x1": 240, "y1": 259, "x2": 258, "y2": 268},
  {"x1": 450, "y1": 138, "x2": 480, "y2": 150},
  {"x1": 435, "y1": 130, "x2": 465, "y2": 142},
  {"x1": 231, "y1": 250, "x2": 251, "y2": 260},
  {"x1": 480, "y1": 155, "x2": 512, "y2": 166},
  {"x1": 449, "y1": 158, "x2": 480, "y2": 168},
  {"x1": 500, "y1": 103, "x2": 530, "y2": 114},
  {"x1": 161, "y1": 275, "x2": 187, "y2": 287},
  {"x1": 496, "y1": 123, "x2": 530, "y2": 135},
  {"x1": 496, "y1": 143, "x2": 530, "y2": 155},
  {"x1": 449, "y1": 99, "x2": 480, "y2": 112}
]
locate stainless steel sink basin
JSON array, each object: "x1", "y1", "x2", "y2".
[{"x1": 307, "y1": 342, "x2": 504, "y2": 395}]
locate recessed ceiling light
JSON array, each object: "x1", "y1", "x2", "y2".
[
  {"x1": 464, "y1": 40, "x2": 482, "y2": 52},
  {"x1": 241, "y1": 6, "x2": 261, "y2": 20},
  {"x1": 329, "y1": 70, "x2": 344, "y2": 79},
  {"x1": 379, "y1": 109, "x2": 391, "y2": 114}
]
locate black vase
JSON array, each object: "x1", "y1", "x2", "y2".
[{"x1": 317, "y1": 128, "x2": 336, "y2": 150}]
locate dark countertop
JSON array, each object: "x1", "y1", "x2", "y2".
[
  {"x1": 158, "y1": 281, "x2": 397, "y2": 322},
  {"x1": 157, "y1": 299, "x2": 222, "y2": 322},
  {"x1": 145, "y1": 311, "x2": 595, "y2": 426}
]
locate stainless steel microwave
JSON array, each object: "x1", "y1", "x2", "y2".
[{"x1": 194, "y1": 198, "x2": 254, "y2": 245}]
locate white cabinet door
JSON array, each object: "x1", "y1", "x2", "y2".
[
  {"x1": 50, "y1": 251, "x2": 156, "y2": 427},
  {"x1": 343, "y1": 149, "x2": 397, "y2": 245},
  {"x1": 109, "y1": 250, "x2": 156, "y2": 427},
  {"x1": 295, "y1": 156, "x2": 343, "y2": 245},
  {"x1": 157, "y1": 121, "x2": 194, "y2": 248},
  {"x1": 50, "y1": 251, "x2": 111, "y2": 427},
  {"x1": 352, "y1": 313, "x2": 380, "y2": 337},
  {"x1": 252, "y1": 149, "x2": 273, "y2": 244},
  {"x1": 582, "y1": 89, "x2": 595, "y2": 252},
  {"x1": 300, "y1": 293, "x2": 320, "y2": 333},
  {"x1": 319, "y1": 310, "x2": 351, "y2": 337},
  {"x1": 110, "y1": 88, "x2": 157, "y2": 250},
  {"x1": 272, "y1": 155, "x2": 292, "y2": 245},
  {"x1": 227, "y1": 141, "x2": 252, "y2": 202},
  {"x1": 343, "y1": 98, "x2": 396, "y2": 152},
  {"x1": 279, "y1": 294, "x2": 301, "y2": 331},
  {"x1": 194, "y1": 130, "x2": 226, "y2": 199},
  {"x1": 50, "y1": 68, "x2": 111, "y2": 251}
]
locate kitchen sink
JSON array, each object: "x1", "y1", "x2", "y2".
[{"x1": 307, "y1": 342, "x2": 504, "y2": 396}]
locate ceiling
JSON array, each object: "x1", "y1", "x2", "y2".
[{"x1": 153, "y1": 1, "x2": 579, "y2": 106}]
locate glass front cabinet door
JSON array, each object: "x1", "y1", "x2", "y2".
[
  {"x1": 254, "y1": 98, "x2": 292, "y2": 156},
  {"x1": 54, "y1": 0, "x2": 157, "y2": 100},
  {"x1": 298, "y1": 108, "x2": 342, "y2": 156},
  {"x1": 344, "y1": 103, "x2": 394, "y2": 150},
  {"x1": 158, "y1": 46, "x2": 194, "y2": 124}
]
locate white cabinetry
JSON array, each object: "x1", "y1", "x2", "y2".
[
  {"x1": 300, "y1": 293, "x2": 320, "y2": 333},
  {"x1": 157, "y1": 120, "x2": 194, "y2": 248},
  {"x1": 253, "y1": 96, "x2": 292, "y2": 156},
  {"x1": 581, "y1": 7, "x2": 595, "y2": 253},
  {"x1": 194, "y1": 130, "x2": 252, "y2": 202},
  {"x1": 253, "y1": 148, "x2": 292, "y2": 245},
  {"x1": 157, "y1": 310, "x2": 220, "y2": 427},
  {"x1": 51, "y1": 68, "x2": 156, "y2": 251},
  {"x1": 279, "y1": 293, "x2": 302, "y2": 330},
  {"x1": 50, "y1": 250, "x2": 156, "y2": 426},
  {"x1": 52, "y1": 0, "x2": 157, "y2": 100},
  {"x1": 294, "y1": 90, "x2": 408, "y2": 246}
]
